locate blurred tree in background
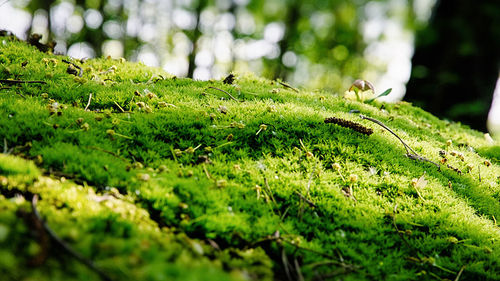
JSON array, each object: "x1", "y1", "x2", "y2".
[
  {"x1": 6, "y1": 0, "x2": 500, "y2": 131},
  {"x1": 10, "y1": 0, "x2": 423, "y2": 92},
  {"x1": 405, "y1": 0, "x2": 500, "y2": 132}
]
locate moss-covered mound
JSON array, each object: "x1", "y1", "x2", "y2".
[{"x1": 1, "y1": 35, "x2": 500, "y2": 281}]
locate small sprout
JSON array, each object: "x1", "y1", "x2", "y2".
[
  {"x1": 267, "y1": 105, "x2": 277, "y2": 112},
  {"x1": 439, "y1": 150, "x2": 447, "y2": 157},
  {"x1": 450, "y1": 151, "x2": 457, "y2": 156},
  {"x1": 136, "y1": 102, "x2": 146, "y2": 108},
  {"x1": 132, "y1": 162, "x2": 144, "y2": 169},
  {"x1": 216, "y1": 179, "x2": 227, "y2": 188},
  {"x1": 256, "y1": 124, "x2": 268, "y2": 135},
  {"x1": 226, "y1": 134, "x2": 234, "y2": 141},
  {"x1": 75, "y1": 118, "x2": 84, "y2": 125},
  {"x1": 319, "y1": 96, "x2": 325, "y2": 101},
  {"x1": 186, "y1": 170, "x2": 194, "y2": 177},
  {"x1": 368, "y1": 166, "x2": 377, "y2": 176},
  {"x1": 179, "y1": 203, "x2": 189, "y2": 209},
  {"x1": 35, "y1": 155, "x2": 43, "y2": 165},
  {"x1": 333, "y1": 163, "x2": 341, "y2": 171},
  {"x1": 457, "y1": 153, "x2": 465, "y2": 161},
  {"x1": 173, "y1": 149, "x2": 182, "y2": 157},
  {"x1": 271, "y1": 88, "x2": 280, "y2": 94},
  {"x1": 484, "y1": 160, "x2": 491, "y2": 167},
  {"x1": 204, "y1": 146, "x2": 212, "y2": 152},
  {"x1": 349, "y1": 174, "x2": 358, "y2": 183},
  {"x1": 254, "y1": 185, "x2": 262, "y2": 200},
  {"x1": 466, "y1": 164, "x2": 474, "y2": 172},
  {"x1": 106, "y1": 129, "x2": 132, "y2": 139},
  {"x1": 95, "y1": 116, "x2": 103, "y2": 121},
  {"x1": 440, "y1": 158, "x2": 448, "y2": 164},
  {"x1": 209, "y1": 113, "x2": 216, "y2": 120},
  {"x1": 233, "y1": 164, "x2": 241, "y2": 170},
  {"x1": 80, "y1": 123, "x2": 90, "y2": 131},
  {"x1": 218, "y1": 105, "x2": 228, "y2": 114},
  {"x1": 110, "y1": 65, "x2": 117, "y2": 72},
  {"x1": 306, "y1": 151, "x2": 314, "y2": 158},
  {"x1": 41, "y1": 93, "x2": 49, "y2": 99},
  {"x1": 138, "y1": 173, "x2": 150, "y2": 181},
  {"x1": 53, "y1": 123, "x2": 59, "y2": 129},
  {"x1": 119, "y1": 57, "x2": 126, "y2": 63},
  {"x1": 446, "y1": 140, "x2": 453, "y2": 147},
  {"x1": 185, "y1": 147, "x2": 195, "y2": 154},
  {"x1": 158, "y1": 165, "x2": 168, "y2": 172},
  {"x1": 134, "y1": 90, "x2": 142, "y2": 97},
  {"x1": 146, "y1": 92, "x2": 157, "y2": 99}
]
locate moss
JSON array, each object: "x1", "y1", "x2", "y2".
[{"x1": 1, "y1": 36, "x2": 500, "y2": 280}]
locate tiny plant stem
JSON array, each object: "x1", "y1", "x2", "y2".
[
  {"x1": 359, "y1": 114, "x2": 440, "y2": 169},
  {"x1": 278, "y1": 81, "x2": 299, "y2": 92},
  {"x1": 113, "y1": 101, "x2": 125, "y2": 113},
  {"x1": 31, "y1": 195, "x2": 113, "y2": 281},
  {"x1": 207, "y1": 86, "x2": 240, "y2": 102},
  {"x1": 454, "y1": 265, "x2": 466, "y2": 281},
  {"x1": 84, "y1": 93, "x2": 92, "y2": 111}
]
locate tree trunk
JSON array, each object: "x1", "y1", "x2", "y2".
[{"x1": 405, "y1": 0, "x2": 500, "y2": 132}]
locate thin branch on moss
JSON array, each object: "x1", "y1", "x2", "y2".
[
  {"x1": 0, "y1": 79, "x2": 47, "y2": 85},
  {"x1": 15, "y1": 91, "x2": 26, "y2": 99},
  {"x1": 294, "y1": 258, "x2": 305, "y2": 281},
  {"x1": 278, "y1": 81, "x2": 299, "y2": 93},
  {"x1": 84, "y1": 93, "x2": 92, "y2": 111},
  {"x1": 206, "y1": 86, "x2": 240, "y2": 102},
  {"x1": 31, "y1": 195, "x2": 113, "y2": 281},
  {"x1": 294, "y1": 191, "x2": 318, "y2": 209},
  {"x1": 282, "y1": 248, "x2": 293, "y2": 281},
  {"x1": 62, "y1": 59, "x2": 83, "y2": 77},
  {"x1": 454, "y1": 265, "x2": 465, "y2": 281},
  {"x1": 359, "y1": 115, "x2": 440, "y2": 168},
  {"x1": 113, "y1": 101, "x2": 125, "y2": 113}
]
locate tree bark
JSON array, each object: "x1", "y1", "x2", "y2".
[{"x1": 405, "y1": 0, "x2": 500, "y2": 132}]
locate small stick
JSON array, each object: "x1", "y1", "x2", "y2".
[
  {"x1": 62, "y1": 59, "x2": 83, "y2": 77},
  {"x1": 294, "y1": 191, "x2": 318, "y2": 208},
  {"x1": 113, "y1": 101, "x2": 125, "y2": 113},
  {"x1": 15, "y1": 91, "x2": 26, "y2": 99},
  {"x1": 360, "y1": 115, "x2": 440, "y2": 168},
  {"x1": 294, "y1": 258, "x2": 305, "y2": 281},
  {"x1": 3, "y1": 138, "x2": 7, "y2": 154},
  {"x1": 31, "y1": 195, "x2": 113, "y2": 281},
  {"x1": 278, "y1": 81, "x2": 299, "y2": 92},
  {"x1": 84, "y1": 93, "x2": 92, "y2": 111},
  {"x1": 454, "y1": 265, "x2": 465, "y2": 281},
  {"x1": 207, "y1": 86, "x2": 240, "y2": 102},
  {"x1": 0, "y1": 79, "x2": 47, "y2": 85}
]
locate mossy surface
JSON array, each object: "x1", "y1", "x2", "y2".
[{"x1": 1, "y1": 35, "x2": 500, "y2": 281}]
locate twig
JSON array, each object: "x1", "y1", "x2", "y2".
[
  {"x1": 306, "y1": 162, "x2": 317, "y2": 195},
  {"x1": 282, "y1": 248, "x2": 293, "y2": 281},
  {"x1": 278, "y1": 81, "x2": 299, "y2": 92},
  {"x1": 294, "y1": 191, "x2": 318, "y2": 208},
  {"x1": 294, "y1": 258, "x2": 305, "y2": 281},
  {"x1": 62, "y1": 59, "x2": 83, "y2": 77},
  {"x1": 206, "y1": 86, "x2": 241, "y2": 102},
  {"x1": 84, "y1": 93, "x2": 92, "y2": 111},
  {"x1": 15, "y1": 91, "x2": 26, "y2": 99},
  {"x1": 3, "y1": 138, "x2": 7, "y2": 154},
  {"x1": 113, "y1": 101, "x2": 125, "y2": 113},
  {"x1": 454, "y1": 265, "x2": 465, "y2": 281},
  {"x1": 0, "y1": 79, "x2": 47, "y2": 85},
  {"x1": 31, "y1": 195, "x2": 113, "y2": 281},
  {"x1": 324, "y1": 117, "x2": 373, "y2": 135},
  {"x1": 359, "y1": 115, "x2": 440, "y2": 168}
]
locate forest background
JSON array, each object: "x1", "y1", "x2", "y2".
[{"x1": 1, "y1": 0, "x2": 500, "y2": 135}]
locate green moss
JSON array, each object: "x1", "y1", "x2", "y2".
[{"x1": 1, "y1": 36, "x2": 500, "y2": 281}]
